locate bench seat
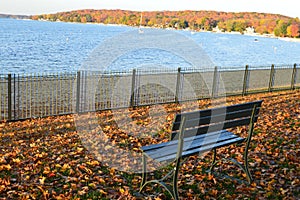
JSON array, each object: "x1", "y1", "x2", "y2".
[{"x1": 142, "y1": 130, "x2": 244, "y2": 162}]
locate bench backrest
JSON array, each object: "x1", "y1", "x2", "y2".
[{"x1": 171, "y1": 100, "x2": 263, "y2": 140}]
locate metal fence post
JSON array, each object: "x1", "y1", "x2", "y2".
[
  {"x1": 130, "y1": 69, "x2": 136, "y2": 107},
  {"x1": 14, "y1": 74, "x2": 16, "y2": 120},
  {"x1": 175, "y1": 67, "x2": 181, "y2": 103},
  {"x1": 212, "y1": 66, "x2": 218, "y2": 98},
  {"x1": 268, "y1": 64, "x2": 275, "y2": 92},
  {"x1": 242, "y1": 65, "x2": 249, "y2": 96},
  {"x1": 8, "y1": 74, "x2": 12, "y2": 121},
  {"x1": 291, "y1": 63, "x2": 297, "y2": 90},
  {"x1": 76, "y1": 71, "x2": 81, "y2": 113}
]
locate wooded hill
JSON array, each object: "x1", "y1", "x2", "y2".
[
  {"x1": 31, "y1": 9, "x2": 300, "y2": 38},
  {"x1": 0, "y1": 14, "x2": 29, "y2": 19}
]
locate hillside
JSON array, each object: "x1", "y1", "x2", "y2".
[
  {"x1": 0, "y1": 14, "x2": 29, "y2": 19},
  {"x1": 31, "y1": 9, "x2": 300, "y2": 37}
]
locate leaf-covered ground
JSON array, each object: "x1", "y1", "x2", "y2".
[{"x1": 0, "y1": 90, "x2": 299, "y2": 199}]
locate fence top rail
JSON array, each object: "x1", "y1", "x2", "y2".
[
  {"x1": 0, "y1": 63, "x2": 298, "y2": 77},
  {"x1": 247, "y1": 64, "x2": 298, "y2": 70}
]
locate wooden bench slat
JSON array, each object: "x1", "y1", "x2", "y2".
[
  {"x1": 154, "y1": 136, "x2": 244, "y2": 162},
  {"x1": 141, "y1": 130, "x2": 228, "y2": 152},
  {"x1": 181, "y1": 136, "x2": 245, "y2": 159},
  {"x1": 144, "y1": 131, "x2": 243, "y2": 161},
  {"x1": 147, "y1": 134, "x2": 239, "y2": 161},
  {"x1": 174, "y1": 100, "x2": 262, "y2": 123},
  {"x1": 144, "y1": 130, "x2": 235, "y2": 157},
  {"x1": 172, "y1": 115, "x2": 259, "y2": 139},
  {"x1": 172, "y1": 107, "x2": 260, "y2": 131}
]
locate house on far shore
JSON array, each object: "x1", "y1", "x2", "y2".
[
  {"x1": 212, "y1": 26, "x2": 223, "y2": 33},
  {"x1": 244, "y1": 27, "x2": 256, "y2": 35}
]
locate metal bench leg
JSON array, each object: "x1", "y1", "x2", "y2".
[
  {"x1": 172, "y1": 157, "x2": 181, "y2": 200},
  {"x1": 140, "y1": 154, "x2": 147, "y2": 191},
  {"x1": 140, "y1": 117, "x2": 186, "y2": 199},
  {"x1": 244, "y1": 144, "x2": 253, "y2": 184},
  {"x1": 139, "y1": 156, "x2": 180, "y2": 200},
  {"x1": 208, "y1": 148, "x2": 217, "y2": 173},
  {"x1": 243, "y1": 105, "x2": 257, "y2": 184}
]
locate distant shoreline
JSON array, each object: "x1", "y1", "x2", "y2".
[
  {"x1": 0, "y1": 13, "x2": 29, "y2": 19},
  {"x1": 1, "y1": 10, "x2": 300, "y2": 41},
  {"x1": 2, "y1": 16, "x2": 300, "y2": 43},
  {"x1": 33, "y1": 18, "x2": 300, "y2": 43}
]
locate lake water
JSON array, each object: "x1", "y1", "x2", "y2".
[{"x1": 1, "y1": 18, "x2": 300, "y2": 74}]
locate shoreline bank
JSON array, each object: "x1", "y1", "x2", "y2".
[{"x1": 30, "y1": 18, "x2": 300, "y2": 43}]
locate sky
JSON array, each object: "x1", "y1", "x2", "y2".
[{"x1": 1, "y1": 0, "x2": 299, "y2": 18}]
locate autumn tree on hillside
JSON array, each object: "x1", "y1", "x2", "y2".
[
  {"x1": 287, "y1": 23, "x2": 300, "y2": 37},
  {"x1": 274, "y1": 20, "x2": 291, "y2": 37}
]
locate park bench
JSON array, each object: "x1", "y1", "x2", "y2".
[{"x1": 139, "y1": 100, "x2": 263, "y2": 199}]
